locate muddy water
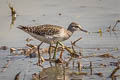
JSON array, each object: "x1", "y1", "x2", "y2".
[{"x1": 0, "y1": 0, "x2": 120, "y2": 80}]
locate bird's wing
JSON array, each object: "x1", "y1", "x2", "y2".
[
  {"x1": 18, "y1": 24, "x2": 64, "y2": 39},
  {"x1": 33, "y1": 24, "x2": 63, "y2": 36}
]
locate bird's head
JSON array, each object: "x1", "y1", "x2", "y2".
[{"x1": 68, "y1": 22, "x2": 88, "y2": 33}]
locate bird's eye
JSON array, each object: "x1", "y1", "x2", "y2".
[{"x1": 74, "y1": 26, "x2": 79, "y2": 28}]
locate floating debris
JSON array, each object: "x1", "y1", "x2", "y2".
[
  {"x1": 8, "y1": 3, "x2": 17, "y2": 29},
  {"x1": 42, "y1": 14, "x2": 46, "y2": 16},
  {"x1": 0, "y1": 46, "x2": 8, "y2": 50},
  {"x1": 32, "y1": 20, "x2": 36, "y2": 22},
  {"x1": 92, "y1": 28, "x2": 103, "y2": 37},
  {"x1": 94, "y1": 72, "x2": 103, "y2": 77},
  {"x1": 114, "y1": 48, "x2": 119, "y2": 51},
  {"x1": 109, "y1": 66, "x2": 120, "y2": 78},
  {"x1": 97, "y1": 53, "x2": 115, "y2": 58},
  {"x1": 77, "y1": 61, "x2": 82, "y2": 73},
  {"x1": 96, "y1": 48, "x2": 100, "y2": 50},
  {"x1": 99, "y1": 63, "x2": 107, "y2": 67},
  {"x1": 32, "y1": 73, "x2": 39, "y2": 80},
  {"x1": 1, "y1": 60, "x2": 11, "y2": 72},
  {"x1": 70, "y1": 72, "x2": 88, "y2": 76},
  {"x1": 55, "y1": 58, "x2": 63, "y2": 64},
  {"x1": 10, "y1": 48, "x2": 16, "y2": 53},
  {"x1": 71, "y1": 37, "x2": 82, "y2": 46},
  {"x1": 98, "y1": 28, "x2": 102, "y2": 37},
  {"x1": 8, "y1": 3, "x2": 16, "y2": 17},
  {"x1": 26, "y1": 44, "x2": 37, "y2": 48},
  {"x1": 90, "y1": 61, "x2": 93, "y2": 75},
  {"x1": 10, "y1": 15, "x2": 16, "y2": 29},
  {"x1": 106, "y1": 25, "x2": 111, "y2": 32},
  {"x1": 32, "y1": 66, "x2": 70, "y2": 80},
  {"x1": 14, "y1": 72, "x2": 21, "y2": 80},
  {"x1": 110, "y1": 62, "x2": 120, "y2": 66},
  {"x1": 29, "y1": 53, "x2": 37, "y2": 58},
  {"x1": 112, "y1": 19, "x2": 120, "y2": 31},
  {"x1": 58, "y1": 13, "x2": 62, "y2": 16},
  {"x1": 25, "y1": 38, "x2": 34, "y2": 42}
]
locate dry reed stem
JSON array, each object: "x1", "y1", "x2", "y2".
[
  {"x1": 112, "y1": 20, "x2": 120, "y2": 31},
  {"x1": 8, "y1": 3, "x2": 16, "y2": 16},
  {"x1": 62, "y1": 64, "x2": 66, "y2": 80},
  {"x1": 59, "y1": 48, "x2": 64, "y2": 59},
  {"x1": 110, "y1": 66, "x2": 120, "y2": 78},
  {"x1": 90, "y1": 61, "x2": 93, "y2": 75},
  {"x1": 14, "y1": 72, "x2": 21, "y2": 80},
  {"x1": 1, "y1": 60, "x2": 11, "y2": 72},
  {"x1": 70, "y1": 72, "x2": 88, "y2": 75},
  {"x1": 78, "y1": 61, "x2": 82, "y2": 73},
  {"x1": 72, "y1": 37, "x2": 82, "y2": 46},
  {"x1": 72, "y1": 61, "x2": 75, "y2": 69}
]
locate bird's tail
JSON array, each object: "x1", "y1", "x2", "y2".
[
  {"x1": 17, "y1": 25, "x2": 27, "y2": 30},
  {"x1": 17, "y1": 25, "x2": 33, "y2": 33}
]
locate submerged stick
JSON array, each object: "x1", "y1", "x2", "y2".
[
  {"x1": 72, "y1": 37, "x2": 82, "y2": 46},
  {"x1": 48, "y1": 44, "x2": 52, "y2": 60},
  {"x1": 37, "y1": 42, "x2": 43, "y2": 66},
  {"x1": 1, "y1": 60, "x2": 11, "y2": 72},
  {"x1": 109, "y1": 66, "x2": 120, "y2": 78},
  {"x1": 112, "y1": 20, "x2": 120, "y2": 31},
  {"x1": 8, "y1": 3, "x2": 16, "y2": 17},
  {"x1": 14, "y1": 72, "x2": 21, "y2": 80},
  {"x1": 8, "y1": 3, "x2": 17, "y2": 29},
  {"x1": 72, "y1": 61, "x2": 75, "y2": 69},
  {"x1": 59, "y1": 48, "x2": 64, "y2": 59},
  {"x1": 78, "y1": 61, "x2": 82, "y2": 73},
  {"x1": 62, "y1": 64, "x2": 66, "y2": 80},
  {"x1": 90, "y1": 61, "x2": 93, "y2": 75},
  {"x1": 64, "y1": 46, "x2": 74, "y2": 54}
]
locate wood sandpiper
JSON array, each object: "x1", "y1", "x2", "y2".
[{"x1": 17, "y1": 22, "x2": 88, "y2": 64}]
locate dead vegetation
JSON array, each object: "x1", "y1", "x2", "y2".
[
  {"x1": 7, "y1": 34, "x2": 119, "y2": 80},
  {"x1": 8, "y1": 3, "x2": 17, "y2": 29}
]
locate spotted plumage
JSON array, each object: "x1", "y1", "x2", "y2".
[{"x1": 17, "y1": 22, "x2": 88, "y2": 44}]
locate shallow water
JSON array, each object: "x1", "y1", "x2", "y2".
[{"x1": 0, "y1": 0, "x2": 120, "y2": 80}]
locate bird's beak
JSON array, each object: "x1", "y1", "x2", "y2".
[{"x1": 78, "y1": 25, "x2": 88, "y2": 33}]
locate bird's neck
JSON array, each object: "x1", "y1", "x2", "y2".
[
  {"x1": 67, "y1": 27, "x2": 75, "y2": 33},
  {"x1": 66, "y1": 30, "x2": 73, "y2": 38}
]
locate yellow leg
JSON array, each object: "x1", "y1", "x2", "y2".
[
  {"x1": 38, "y1": 42, "x2": 43, "y2": 66},
  {"x1": 58, "y1": 41, "x2": 74, "y2": 54},
  {"x1": 53, "y1": 42, "x2": 59, "y2": 59},
  {"x1": 53, "y1": 41, "x2": 74, "y2": 59},
  {"x1": 48, "y1": 44, "x2": 52, "y2": 60}
]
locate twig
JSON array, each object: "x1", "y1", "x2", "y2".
[
  {"x1": 59, "y1": 47, "x2": 64, "y2": 59},
  {"x1": 72, "y1": 37, "x2": 82, "y2": 46},
  {"x1": 78, "y1": 61, "x2": 82, "y2": 73},
  {"x1": 8, "y1": 3, "x2": 16, "y2": 29},
  {"x1": 90, "y1": 61, "x2": 93, "y2": 75},
  {"x1": 14, "y1": 72, "x2": 21, "y2": 80},
  {"x1": 37, "y1": 42, "x2": 43, "y2": 66},
  {"x1": 71, "y1": 41, "x2": 76, "y2": 53},
  {"x1": 62, "y1": 64, "x2": 66, "y2": 80},
  {"x1": 39, "y1": 71, "x2": 41, "y2": 80},
  {"x1": 109, "y1": 66, "x2": 120, "y2": 78},
  {"x1": 8, "y1": 3, "x2": 16, "y2": 17},
  {"x1": 112, "y1": 20, "x2": 120, "y2": 31},
  {"x1": 1, "y1": 60, "x2": 11, "y2": 72},
  {"x1": 72, "y1": 61, "x2": 75, "y2": 69}
]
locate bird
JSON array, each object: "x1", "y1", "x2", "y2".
[
  {"x1": 17, "y1": 22, "x2": 87, "y2": 44},
  {"x1": 17, "y1": 22, "x2": 88, "y2": 63}
]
